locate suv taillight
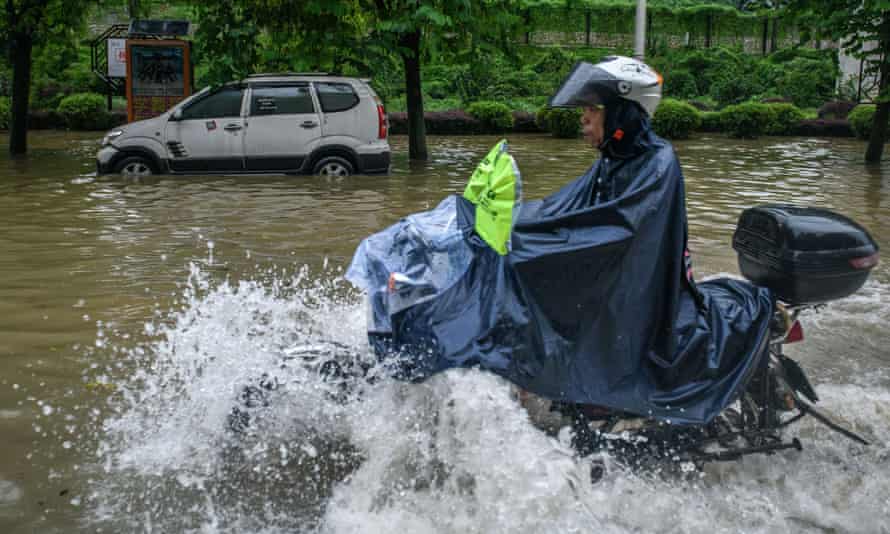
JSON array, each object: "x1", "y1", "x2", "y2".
[
  {"x1": 785, "y1": 320, "x2": 804, "y2": 343},
  {"x1": 850, "y1": 252, "x2": 879, "y2": 270},
  {"x1": 377, "y1": 104, "x2": 387, "y2": 139}
]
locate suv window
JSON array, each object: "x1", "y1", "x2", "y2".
[
  {"x1": 250, "y1": 85, "x2": 315, "y2": 115},
  {"x1": 316, "y1": 82, "x2": 359, "y2": 113},
  {"x1": 181, "y1": 87, "x2": 244, "y2": 120}
]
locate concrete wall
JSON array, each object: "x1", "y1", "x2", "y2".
[{"x1": 838, "y1": 40, "x2": 879, "y2": 102}]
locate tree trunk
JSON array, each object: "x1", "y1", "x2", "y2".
[
  {"x1": 401, "y1": 30, "x2": 428, "y2": 161},
  {"x1": 128, "y1": 0, "x2": 140, "y2": 19},
  {"x1": 647, "y1": 14, "x2": 653, "y2": 53},
  {"x1": 705, "y1": 14, "x2": 712, "y2": 48},
  {"x1": 9, "y1": 32, "x2": 33, "y2": 156},
  {"x1": 761, "y1": 18, "x2": 768, "y2": 56},
  {"x1": 523, "y1": 9, "x2": 531, "y2": 45},
  {"x1": 866, "y1": 50, "x2": 890, "y2": 163},
  {"x1": 770, "y1": 18, "x2": 778, "y2": 52}
]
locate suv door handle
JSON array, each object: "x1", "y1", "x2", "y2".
[
  {"x1": 300, "y1": 120, "x2": 318, "y2": 129},
  {"x1": 223, "y1": 123, "x2": 242, "y2": 131}
]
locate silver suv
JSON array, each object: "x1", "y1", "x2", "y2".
[{"x1": 97, "y1": 73, "x2": 390, "y2": 176}]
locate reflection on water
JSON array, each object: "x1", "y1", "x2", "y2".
[{"x1": 0, "y1": 131, "x2": 889, "y2": 533}]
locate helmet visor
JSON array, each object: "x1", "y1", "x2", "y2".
[{"x1": 548, "y1": 61, "x2": 618, "y2": 108}]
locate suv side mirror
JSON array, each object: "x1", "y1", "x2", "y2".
[{"x1": 172, "y1": 109, "x2": 183, "y2": 121}]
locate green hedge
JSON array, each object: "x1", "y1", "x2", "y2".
[
  {"x1": 664, "y1": 70, "x2": 698, "y2": 100},
  {"x1": 720, "y1": 103, "x2": 776, "y2": 138},
  {"x1": 764, "y1": 103, "x2": 805, "y2": 135},
  {"x1": 848, "y1": 105, "x2": 881, "y2": 140},
  {"x1": 0, "y1": 97, "x2": 9, "y2": 130},
  {"x1": 536, "y1": 106, "x2": 581, "y2": 138},
  {"x1": 716, "y1": 102, "x2": 805, "y2": 138},
  {"x1": 699, "y1": 110, "x2": 723, "y2": 132},
  {"x1": 652, "y1": 98, "x2": 701, "y2": 139},
  {"x1": 57, "y1": 92, "x2": 113, "y2": 130},
  {"x1": 467, "y1": 101, "x2": 513, "y2": 132}
]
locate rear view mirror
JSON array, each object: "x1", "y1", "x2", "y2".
[{"x1": 172, "y1": 109, "x2": 183, "y2": 121}]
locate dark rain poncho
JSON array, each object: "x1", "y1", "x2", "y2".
[{"x1": 347, "y1": 118, "x2": 773, "y2": 425}]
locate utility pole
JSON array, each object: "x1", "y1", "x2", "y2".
[{"x1": 634, "y1": 0, "x2": 646, "y2": 59}]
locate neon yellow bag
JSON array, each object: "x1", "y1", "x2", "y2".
[{"x1": 462, "y1": 140, "x2": 522, "y2": 255}]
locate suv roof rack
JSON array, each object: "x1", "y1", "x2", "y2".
[{"x1": 247, "y1": 72, "x2": 331, "y2": 78}]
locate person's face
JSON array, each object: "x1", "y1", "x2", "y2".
[{"x1": 581, "y1": 106, "x2": 605, "y2": 148}]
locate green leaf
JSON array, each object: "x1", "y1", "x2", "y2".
[{"x1": 415, "y1": 5, "x2": 452, "y2": 26}]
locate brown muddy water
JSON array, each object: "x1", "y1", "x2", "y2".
[{"x1": 1, "y1": 131, "x2": 889, "y2": 533}]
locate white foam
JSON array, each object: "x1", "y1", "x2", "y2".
[{"x1": 85, "y1": 264, "x2": 890, "y2": 533}]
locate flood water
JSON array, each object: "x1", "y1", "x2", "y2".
[{"x1": 1, "y1": 131, "x2": 889, "y2": 533}]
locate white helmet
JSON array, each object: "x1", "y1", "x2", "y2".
[{"x1": 548, "y1": 56, "x2": 663, "y2": 116}]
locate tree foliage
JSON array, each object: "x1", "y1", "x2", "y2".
[
  {"x1": 193, "y1": 1, "x2": 261, "y2": 86},
  {"x1": 521, "y1": 0, "x2": 787, "y2": 47},
  {"x1": 194, "y1": 0, "x2": 522, "y2": 160},
  {"x1": 787, "y1": 0, "x2": 890, "y2": 161}
]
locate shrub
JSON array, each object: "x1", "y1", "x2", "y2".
[
  {"x1": 775, "y1": 57, "x2": 837, "y2": 108},
  {"x1": 848, "y1": 105, "x2": 882, "y2": 140},
  {"x1": 674, "y1": 47, "x2": 745, "y2": 96},
  {"x1": 532, "y1": 47, "x2": 574, "y2": 76},
  {"x1": 491, "y1": 67, "x2": 548, "y2": 99},
  {"x1": 652, "y1": 99, "x2": 701, "y2": 139},
  {"x1": 753, "y1": 62, "x2": 784, "y2": 94},
  {"x1": 699, "y1": 110, "x2": 723, "y2": 132},
  {"x1": 709, "y1": 73, "x2": 762, "y2": 107},
  {"x1": 768, "y1": 47, "x2": 834, "y2": 64},
  {"x1": 425, "y1": 80, "x2": 449, "y2": 99},
  {"x1": 424, "y1": 97, "x2": 462, "y2": 112},
  {"x1": 31, "y1": 79, "x2": 70, "y2": 110},
  {"x1": 688, "y1": 96, "x2": 717, "y2": 111},
  {"x1": 57, "y1": 92, "x2": 110, "y2": 130},
  {"x1": 536, "y1": 106, "x2": 581, "y2": 138},
  {"x1": 720, "y1": 103, "x2": 777, "y2": 138},
  {"x1": 664, "y1": 70, "x2": 698, "y2": 100},
  {"x1": 764, "y1": 103, "x2": 805, "y2": 135},
  {"x1": 817, "y1": 101, "x2": 856, "y2": 120},
  {"x1": 0, "y1": 97, "x2": 9, "y2": 130},
  {"x1": 467, "y1": 101, "x2": 513, "y2": 132},
  {"x1": 535, "y1": 106, "x2": 552, "y2": 131}
]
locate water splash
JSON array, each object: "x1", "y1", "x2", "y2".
[{"x1": 83, "y1": 265, "x2": 890, "y2": 533}]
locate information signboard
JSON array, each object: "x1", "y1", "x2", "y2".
[
  {"x1": 126, "y1": 40, "x2": 191, "y2": 123},
  {"x1": 108, "y1": 38, "x2": 127, "y2": 78}
]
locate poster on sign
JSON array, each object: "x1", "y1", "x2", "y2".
[
  {"x1": 126, "y1": 40, "x2": 191, "y2": 122},
  {"x1": 108, "y1": 39, "x2": 127, "y2": 78}
]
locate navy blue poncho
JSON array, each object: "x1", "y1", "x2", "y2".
[{"x1": 347, "y1": 116, "x2": 773, "y2": 425}]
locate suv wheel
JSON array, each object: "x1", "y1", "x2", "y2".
[
  {"x1": 114, "y1": 156, "x2": 156, "y2": 177},
  {"x1": 313, "y1": 156, "x2": 354, "y2": 177}
]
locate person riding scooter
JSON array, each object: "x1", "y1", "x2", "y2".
[
  {"x1": 348, "y1": 55, "x2": 774, "y2": 427},
  {"x1": 526, "y1": 56, "x2": 700, "y2": 423},
  {"x1": 234, "y1": 57, "x2": 877, "y2": 471}
]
